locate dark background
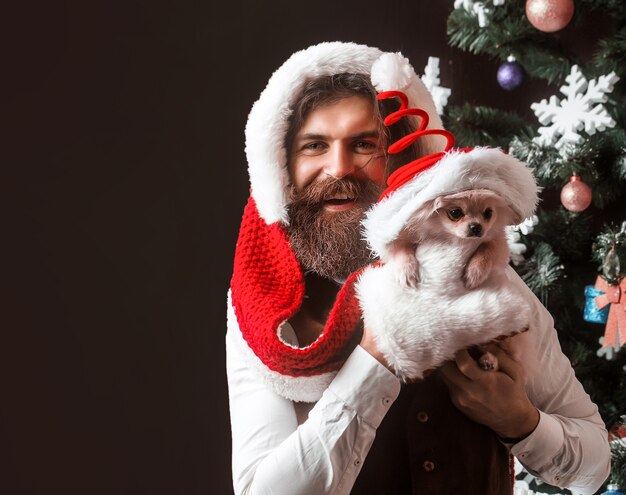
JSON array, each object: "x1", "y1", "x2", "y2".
[{"x1": 4, "y1": 1, "x2": 604, "y2": 493}]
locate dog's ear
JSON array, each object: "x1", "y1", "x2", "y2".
[
  {"x1": 429, "y1": 197, "x2": 442, "y2": 213},
  {"x1": 498, "y1": 204, "x2": 517, "y2": 225},
  {"x1": 421, "y1": 198, "x2": 443, "y2": 218},
  {"x1": 404, "y1": 199, "x2": 438, "y2": 234},
  {"x1": 432, "y1": 195, "x2": 459, "y2": 212}
]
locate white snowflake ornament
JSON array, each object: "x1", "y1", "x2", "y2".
[
  {"x1": 505, "y1": 215, "x2": 539, "y2": 265},
  {"x1": 531, "y1": 65, "x2": 619, "y2": 157},
  {"x1": 516, "y1": 215, "x2": 539, "y2": 235},
  {"x1": 454, "y1": 0, "x2": 506, "y2": 27},
  {"x1": 597, "y1": 336, "x2": 620, "y2": 360},
  {"x1": 421, "y1": 57, "x2": 451, "y2": 114},
  {"x1": 514, "y1": 457, "x2": 548, "y2": 495}
]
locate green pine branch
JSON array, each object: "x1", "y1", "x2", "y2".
[
  {"x1": 594, "y1": 28, "x2": 626, "y2": 78},
  {"x1": 611, "y1": 440, "x2": 626, "y2": 488},
  {"x1": 447, "y1": 5, "x2": 576, "y2": 83},
  {"x1": 517, "y1": 242, "x2": 564, "y2": 301},
  {"x1": 443, "y1": 104, "x2": 533, "y2": 148}
]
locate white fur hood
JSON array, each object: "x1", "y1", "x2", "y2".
[
  {"x1": 363, "y1": 147, "x2": 541, "y2": 259},
  {"x1": 245, "y1": 41, "x2": 445, "y2": 225}
]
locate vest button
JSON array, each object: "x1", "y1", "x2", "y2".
[
  {"x1": 417, "y1": 411, "x2": 429, "y2": 423},
  {"x1": 423, "y1": 460, "x2": 435, "y2": 472}
]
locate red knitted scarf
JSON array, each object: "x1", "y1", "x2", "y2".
[{"x1": 230, "y1": 196, "x2": 365, "y2": 377}]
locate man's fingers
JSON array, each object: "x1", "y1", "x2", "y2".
[
  {"x1": 454, "y1": 349, "x2": 484, "y2": 380},
  {"x1": 440, "y1": 359, "x2": 471, "y2": 388},
  {"x1": 483, "y1": 344, "x2": 523, "y2": 382}
]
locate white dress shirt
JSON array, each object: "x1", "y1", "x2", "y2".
[{"x1": 226, "y1": 276, "x2": 611, "y2": 495}]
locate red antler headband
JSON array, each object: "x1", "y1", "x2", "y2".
[{"x1": 377, "y1": 91, "x2": 469, "y2": 201}]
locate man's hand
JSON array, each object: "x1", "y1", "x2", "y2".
[
  {"x1": 360, "y1": 325, "x2": 393, "y2": 371},
  {"x1": 440, "y1": 344, "x2": 540, "y2": 441}
]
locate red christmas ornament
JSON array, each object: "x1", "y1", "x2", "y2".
[
  {"x1": 609, "y1": 423, "x2": 626, "y2": 442},
  {"x1": 526, "y1": 0, "x2": 574, "y2": 33},
  {"x1": 560, "y1": 174, "x2": 592, "y2": 212}
]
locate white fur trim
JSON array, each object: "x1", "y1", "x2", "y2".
[
  {"x1": 245, "y1": 41, "x2": 444, "y2": 225},
  {"x1": 356, "y1": 247, "x2": 531, "y2": 382},
  {"x1": 371, "y1": 52, "x2": 413, "y2": 93},
  {"x1": 227, "y1": 291, "x2": 335, "y2": 402},
  {"x1": 363, "y1": 147, "x2": 540, "y2": 259}
]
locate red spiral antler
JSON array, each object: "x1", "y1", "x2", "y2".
[{"x1": 377, "y1": 91, "x2": 456, "y2": 201}]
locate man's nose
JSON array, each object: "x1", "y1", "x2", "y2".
[{"x1": 324, "y1": 144, "x2": 357, "y2": 179}]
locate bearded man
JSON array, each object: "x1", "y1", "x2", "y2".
[{"x1": 226, "y1": 42, "x2": 610, "y2": 495}]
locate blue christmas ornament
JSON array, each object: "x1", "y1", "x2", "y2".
[
  {"x1": 601, "y1": 483, "x2": 625, "y2": 495},
  {"x1": 497, "y1": 56, "x2": 525, "y2": 91},
  {"x1": 584, "y1": 285, "x2": 610, "y2": 323}
]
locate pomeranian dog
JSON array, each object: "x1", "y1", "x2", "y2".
[
  {"x1": 385, "y1": 188, "x2": 520, "y2": 371},
  {"x1": 387, "y1": 188, "x2": 512, "y2": 290}
]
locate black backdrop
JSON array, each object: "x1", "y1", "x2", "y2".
[{"x1": 4, "y1": 1, "x2": 604, "y2": 493}]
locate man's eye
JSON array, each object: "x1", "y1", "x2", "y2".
[
  {"x1": 302, "y1": 142, "x2": 325, "y2": 152},
  {"x1": 447, "y1": 208, "x2": 464, "y2": 221},
  {"x1": 483, "y1": 208, "x2": 493, "y2": 220},
  {"x1": 354, "y1": 141, "x2": 377, "y2": 152}
]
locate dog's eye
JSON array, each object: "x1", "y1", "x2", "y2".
[
  {"x1": 483, "y1": 208, "x2": 493, "y2": 220},
  {"x1": 447, "y1": 208, "x2": 464, "y2": 221}
]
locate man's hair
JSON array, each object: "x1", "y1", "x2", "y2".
[{"x1": 285, "y1": 73, "x2": 421, "y2": 179}]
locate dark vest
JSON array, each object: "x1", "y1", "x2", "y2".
[{"x1": 351, "y1": 372, "x2": 512, "y2": 495}]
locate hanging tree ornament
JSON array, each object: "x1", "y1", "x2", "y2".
[
  {"x1": 421, "y1": 57, "x2": 451, "y2": 115},
  {"x1": 497, "y1": 56, "x2": 526, "y2": 91},
  {"x1": 531, "y1": 65, "x2": 619, "y2": 158},
  {"x1": 560, "y1": 173, "x2": 592, "y2": 212},
  {"x1": 597, "y1": 337, "x2": 619, "y2": 360},
  {"x1": 605, "y1": 244, "x2": 622, "y2": 284},
  {"x1": 455, "y1": 0, "x2": 506, "y2": 28},
  {"x1": 594, "y1": 246, "x2": 626, "y2": 353},
  {"x1": 505, "y1": 215, "x2": 539, "y2": 265},
  {"x1": 588, "y1": 226, "x2": 626, "y2": 356},
  {"x1": 601, "y1": 483, "x2": 625, "y2": 495},
  {"x1": 525, "y1": 0, "x2": 574, "y2": 33}
]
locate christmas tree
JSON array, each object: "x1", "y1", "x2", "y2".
[{"x1": 443, "y1": 1, "x2": 626, "y2": 493}]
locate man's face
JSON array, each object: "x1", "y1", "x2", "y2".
[
  {"x1": 287, "y1": 96, "x2": 386, "y2": 281},
  {"x1": 289, "y1": 96, "x2": 386, "y2": 199}
]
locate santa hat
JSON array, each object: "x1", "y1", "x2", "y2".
[{"x1": 230, "y1": 42, "x2": 444, "y2": 402}]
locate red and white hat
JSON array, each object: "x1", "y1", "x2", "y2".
[
  {"x1": 229, "y1": 42, "x2": 444, "y2": 402},
  {"x1": 363, "y1": 91, "x2": 540, "y2": 260}
]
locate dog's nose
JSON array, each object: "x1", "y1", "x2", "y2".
[{"x1": 468, "y1": 223, "x2": 483, "y2": 237}]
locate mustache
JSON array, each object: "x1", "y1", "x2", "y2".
[{"x1": 289, "y1": 176, "x2": 382, "y2": 208}]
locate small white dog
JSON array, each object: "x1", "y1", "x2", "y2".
[
  {"x1": 356, "y1": 148, "x2": 540, "y2": 382},
  {"x1": 388, "y1": 188, "x2": 512, "y2": 291},
  {"x1": 386, "y1": 188, "x2": 516, "y2": 371}
]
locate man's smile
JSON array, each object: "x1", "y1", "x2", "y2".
[{"x1": 324, "y1": 194, "x2": 357, "y2": 211}]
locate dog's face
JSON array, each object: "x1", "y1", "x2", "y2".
[{"x1": 428, "y1": 189, "x2": 510, "y2": 239}]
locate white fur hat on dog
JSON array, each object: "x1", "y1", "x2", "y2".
[{"x1": 363, "y1": 146, "x2": 541, "y2": 259}]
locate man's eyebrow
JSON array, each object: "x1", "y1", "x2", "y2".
[
  {"x1": 297, "y1": 133, "x2": 328, "y2": 141},
  {"x1": 350, "y1": 130, "x2": 380, "y2": 139},
  {"x1": 296, "y1": 130, "x2": 380, "y2": 141}
]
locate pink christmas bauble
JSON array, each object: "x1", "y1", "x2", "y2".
[
  {"x1": 526, "y1": 0, "x2": 574, "y2": 33},
  {"x1": 560, "y1": 175, "x2": 592, "y2": 212}
]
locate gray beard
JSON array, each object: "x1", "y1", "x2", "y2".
[{"x1": 287, "y1": 177, "x2": 382, "y2": 281}]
